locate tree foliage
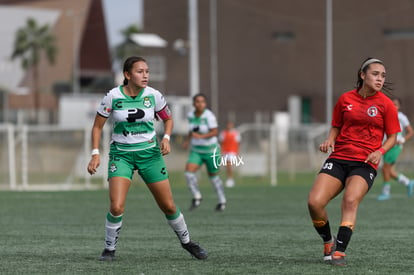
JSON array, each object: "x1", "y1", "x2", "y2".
[
  {"x1": 11, "y1": 17, "x2": 57, "y2": 69},
  {"x1": 113, "y1": 24, "x2": 142, "y2": 62}
]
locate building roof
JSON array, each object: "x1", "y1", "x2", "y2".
[{"x1": 130, "y1": 33, "x2": 168, "y2": 48}]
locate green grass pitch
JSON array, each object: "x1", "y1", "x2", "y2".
[{"x1": 0, "y1": 172, "x2": 413, "y2": 274}]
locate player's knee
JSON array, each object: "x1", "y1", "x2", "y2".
[
  {"x1": 185, "y1": 171, "x2": 197, "y2": 181},
  {"x1": 307, "y1": 197, "x2": 324, "y2": 211},
  {"x1": 110, "y1": 204, "x2": 125, "y2": 216},
  {"x1": 341, "y1": 196, "x2": 359, "y2": 211},
  {"x1": 161, "y1": 203, "x2": 176, "y2": 216}
]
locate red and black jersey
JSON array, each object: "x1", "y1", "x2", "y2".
[{"x1": 330, "y1": 89, "x2": 400, "y2": 169}]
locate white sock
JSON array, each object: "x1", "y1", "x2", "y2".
[
  {"x1": 167, "y1": 211, "x2": 190, "y2": 244},
  {"x1": 398, "y1": 174, "x2": 410, "y2": 186},
  {"x1": 210, "y1": 175, "x2": 226, "y2": 204},
  {"x1": 104, "y1": 212, "x2": 123, "y2": 251},
  {"x1": 185, "y1": 172, "x2": 202, "y2": 199},
  {"x1": 382, "y1": 183, "x2": 391, "y2": 195}
]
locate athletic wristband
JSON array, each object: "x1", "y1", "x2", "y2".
[
  {"x1": 91, "y1": 148, "x2": 100, "y2": 156},
  {"x1": 378, "y1": 148, "x2": 386, "y2": 155},
  {"x1": 163, "y1": 134, "x2": 170, "y2": 141}
]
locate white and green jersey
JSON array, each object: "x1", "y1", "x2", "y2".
[
  {"x1": 397, "y1": 111, "x2": 410, "y2": 144},
  {"x1": 187, "y1": 109, "x2": 219, "y2": 153},
  {"x1": 97, "y1": 85, "x2": 167, "y2": 150}
]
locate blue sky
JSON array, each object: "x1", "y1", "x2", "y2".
[{"x1": 102, "y1": 0, "x2": 143, "y2": 47}]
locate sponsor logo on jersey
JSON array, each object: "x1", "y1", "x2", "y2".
[
  {"x1": 126, "y1": 108, "x2": 145, "y2": 122},
  {"x1": 367, "y1": 106, "x2": 378, "y2": 117},
  {"x1": 143, "y1": 97, "x2": 152, "y2": 108},
  {"x1": 115, "y1": 101, "x2": 123, "y2": 108},
  {"x1": 122, "y1": 129, "x2": 148, "y2": 136}
]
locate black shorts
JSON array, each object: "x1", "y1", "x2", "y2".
[{"x1": 319, "y1": 158, "x2": 377, "y2": 189}]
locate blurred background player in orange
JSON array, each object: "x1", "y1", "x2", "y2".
[{"x1": 219, "y1": 121, "x2": 241, "y2": 187}]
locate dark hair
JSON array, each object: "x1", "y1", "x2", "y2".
[
  {"x1": 391, "y1": 96, "x2": 401, "y2": 105},
  {"x1": 192, "y1": 93, "x2": 208, "y2": 103},
  {"x1": 356, "y1": 57, "x2": 393, "y2": 94},
  {"x1": 123, "y1": 56, "x2": 147, "y2": 85}
]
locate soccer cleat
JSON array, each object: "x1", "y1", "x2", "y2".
[
  {"x1": 99, "y1": 249, "x2": 115, "y2": 261},
  {"x1": 377, "y1": 193, "x2": 391, "y2": 201},
  {"x1": 182, "y1": 241, "x2": 208, "y2": 260},
  {"x1": 215, "y1": 203, "x2": 226, "y2": 211},
  {"x1": 407, "y1": 180, "x2": 414, "y2": 197},
  {"x1": 331, "y1": 251, "x2": 346, "y2": 266},
  {"x1": 189, "y1": 198, "x2": 202, "y2": 211},
  {"x1": 323, "y1": 237, "x2": 336, "y2": 262}
]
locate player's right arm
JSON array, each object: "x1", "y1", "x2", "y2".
[
  {"x1": 87, "y1": 114, "x2": 108, "y2": 175},
  {"x1": 319, "y1": 127, "x2": 340, "y2": 153}
]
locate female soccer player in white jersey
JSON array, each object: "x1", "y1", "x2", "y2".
[
  {"x1": 183, "y1": 93, "x2": 227, "y2": 211},
  {"x1": 377, "y1": 97, "x2": 414, "y2": 200},
  {"x1": 307, "y1": 58, "x2": 400, "y2": 265},
  {"x1": 87, "y1": 56, "x2": 207, "y2": 261}
]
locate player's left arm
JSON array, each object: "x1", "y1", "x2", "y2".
[
  {"x1": 381, "y1": 133, "x2": 397, "y2": 152},
  {"x1": 366, "y1": 102, "x2": 399, "y2": 164},
  {"x1": 154, "y1": 92, "x2": 173, "y2": 155},
  {"x1": 160, "y1": 117, "x2": 173, "y2": 155},
  {"x1": 192, "y1": 111, "x2": 219, "y2": 139},
  {"x1": 192, "y1": 127, "x2": 218, "y2": 139},
  {"x1": 365, "y1": 133, "x2": 397, "y2": 165},
  {"x1": 156, "y1": 105, "x2": 173, "y2": 155}
]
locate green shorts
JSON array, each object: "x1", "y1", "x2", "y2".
[
  {"x1": 383, "y1": 145, "x2": 402, "y2": 165},
  {"x1": 108, "y1": 142, "x2": 168, "y2": 183},
  {"x1": 187, "y1": 146, "x2": 221, "y2": 174}
]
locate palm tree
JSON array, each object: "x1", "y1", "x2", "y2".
[
  {"x1": 11, "y1": 17, "x2": 57, "y2": 123},
  {"x1": 113, "y1": 24, "x2": 142, "y2": 62}
]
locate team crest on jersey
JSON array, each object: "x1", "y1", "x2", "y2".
[
  {"x1": 367, "y1": 106, "x2": 378, "y2": 117},
  {"x1": 143, "y1": 97, "x2": 152, "y2": 108},
  {"x1": 110, "y1": 163, "x2": 117, "y2": 173}
]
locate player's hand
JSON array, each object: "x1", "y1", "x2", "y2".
[
  {"x1": 87, "y1": 155, "x2": 100, "y2": 175},
  {"x1": 160, "y1": 138, "x2": 171, "y2": 155},
  {"x1": 319, "y1": 140, "x2": 335, "y2": 153},
  {"x1": 365, "y1": 150, "x2": 382, "y2": 165},
  {"x1": 397, "y1": 137, "x2": 406, "y2": 145},
  {"x1": 191, "y1": 132, "x2": 203, "y2": 139}
]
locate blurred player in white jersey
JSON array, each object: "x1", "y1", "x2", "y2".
[
  {"x1": 219, "y1": 121, "x2": 241, "y2": 187},
  {"x1": 183, "y1": 93, "x2": 227, "y2": 211},
  {"x1": 87, "y1": 56, "x2": 207, "y2": 261},
  {"x1": 377, "y1": 97, "x2": 414, "y2": 200}
]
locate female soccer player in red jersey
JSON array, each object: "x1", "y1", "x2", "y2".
[{"x1": 307, "y1": 58, "x2": 400, "y2": 265}]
